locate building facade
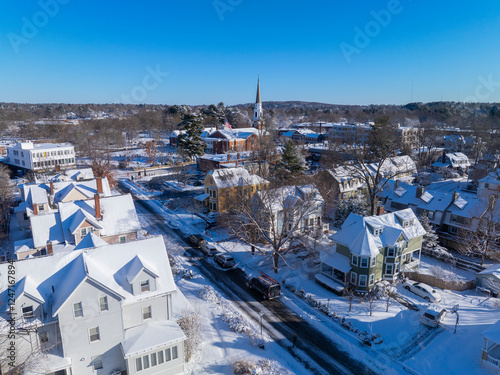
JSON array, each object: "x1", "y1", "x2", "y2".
[{"x1": 5, "y1": 141, "x2": 75, "y2": 171}]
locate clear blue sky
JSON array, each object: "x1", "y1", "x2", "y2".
[{"x1": 1, "y1": 0, "x2": 499, "y2": 105}]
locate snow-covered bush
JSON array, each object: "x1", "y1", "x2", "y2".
[
  {"x1": 198, "y1": 285, "x2": 221, "y2": 304},
  {"x1": 178, "y1": 309, "x2": 202, "y2": 361},
  {"x1": 232, "y1": 359, "x2": 256, "y2": 375}
]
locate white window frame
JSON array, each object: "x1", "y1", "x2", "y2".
[
  {"x1": 350, "y1": 271, "x2": 357, "y2": 285},
  {"x1": 119, "y1": 235, "x2": 126, "y2": 244},
  {"x1": 351, "y1": 254, "x2": 358, "y2": 266},
  {"x1": 387, "y1": 247, "x2": 395, "y2": 257},
  {"x1": 369, "y1": 274, "x2": 375, "y2": 286},
  {"x1": 99, "y1": 296, "x2": 108, "y2": 312},
  {"x1": 172, "y1": 346, "x2": 178, "y2": 359},
  {"x1": 136, "y1": 358, "x2": 142, "y2": 371},
  {"x1": 73, "y1": 302, "x2": 83, "y2": 318},
  {"x1": 360, "y1": 257, "x2": 368, "y2": 268},
  {"x1": 92, "y1": 355, "x2": 103, "y2": 370},
  {"x1": 89, "y1": 326, "x2": 100, "y2": 343},
  {"x1": 449, "y1": 226, "x2": 458, "y2": 234},
  {"x1": 141, "y1": 280, "x2": 150, "y2": 293},
  {"x1": 359, "y1": 275, "x2": 367, "y2": 287},
  {"x1": 22, "y1": 305, "x2": 34, "y2": 319},
  {"x1": 142, "y1": 305, "x2": 152, "y2": 320},
  {"x1": 385, "y1": 264, "x2": 394, "y2": 275},
  {"x1": 374, "y1": 227, "x2": 383, "y2": 236},
  {"x1": 370, "y1": 257, "x2": 376, "y2": 267}
]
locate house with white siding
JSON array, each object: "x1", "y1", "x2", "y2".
[
  {"x1": 5, "y1": 141, "x2": 75, "y2": 171},
  {"x1": 0, "y1": 236, "x2": 186, "y2": 375}
]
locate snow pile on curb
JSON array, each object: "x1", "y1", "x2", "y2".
[
  {"x1": 282, "y1": 280, "x2": 383, "y2": 346},
  {"x1": 198, "y1": 286, "x2": 264, "y2": 347},
  {"x1": 232, "y1": 358, "x2": 292, "y2": 375}
]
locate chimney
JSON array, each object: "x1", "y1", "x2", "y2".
[
  {"x1": 227, "y1": 154, "x2": 230, "y2": 161},
  {"x1": 236, "y1": 160, "x2": 239, "y2": 167},
  {"x1": 452, "y1": 191, "x2": 459, "y2": 202},
  {"x1": 237, "y1": 153, "x2": 240, "y2": 160},
  {"x1": 319, "y1": 122, "x2": 322, "y2": 134},
  {"x1": 33, "y1": 204, "x2": 38, "y2": 215},
  {"x1": 376, "y1": 206, "x2": 385, "y2": 216},
  {"x1": 416, "y1": 185, "x2": 424, "y2": 198},
  {"x1": 96, "y1": 177, "x2": 103, "y2": 194},
  {"x1": 47, "y1": 242, "x2": 53, "y2": 255},
  {"x1": 94, "y1": 193, "x2": 101, "y2": 220},
  {"x1": 442, "y1": 150, "x2": 446, "y2": 163},
  {"x1": 50, "y1": 181, "x2": 54, "y2": 195},
  {"x1": 394, "y1": 180, "x2": 399, "y2": 189}
]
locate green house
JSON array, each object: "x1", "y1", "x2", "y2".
[{"x1": 320, "y1": 208, "x2": 425, "y2": 292}]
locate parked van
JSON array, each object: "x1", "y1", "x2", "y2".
[
  {"x1": 421, "y1": 306, "x2": 447, "y2": 328},
  {"x1": 249, "y1": 272, "x2": 281, "y2": 300}
]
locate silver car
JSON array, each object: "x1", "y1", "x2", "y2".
[
  {"x1": 421, "y1": 306, "x2": 447, "y2": 327},
  {"x1": 403, "y1": 280, "x2": 442, "y2": 303}
]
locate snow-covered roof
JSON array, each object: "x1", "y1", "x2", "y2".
[
  {"x1": 208, "y1": 167, "x2": 268, "y2": 189},
  {"x1": 255, "y1": 184, "x2": 324, "y2": 213},
  {"x1": 73, "y1": 232, "x2": 109, "y2": 250},
  {"x1": 0, "y1": 236, "x2": 178, "y2": 320},
  {"x1": 13, "y1": 276, "x2": 45, "y2": 305},
  {"x1": 30, "y1": 212, "x2": 65, "y2": 248},
  {"x1": 433, "y1": 152, "x2": 470, "y2": 168},
  {"x1": 478, "y1": 264, "x2": 500, "y2": 279},
  {"x1": 332, "y1": 209, "x2": 425, "y2": 257},
  {"x1": 122, "y1": 320, "x2": 186, "y2": 358},
  {"x1": 320, "y1": 252, "x2": 351, "y2": 273},
  {"x1": 125, "y1": 255, "x2": 159, "y2": 283},
  {"x1": 482, "y1": 320, "x2": 500, "y2": 344}
]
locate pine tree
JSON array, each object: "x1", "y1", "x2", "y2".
[
  {"x1": 332, "y1": 195, "x2": 368, "y2": 228},
  {"x1": 279, "y1": 140, "x2": 306, "y2": 175},
  {"x1": 420, "y1": 215, "x2": 451, "y2": 259},
  {"x1": 177, "y1": 113, "x2": 206, "y2": 159}
]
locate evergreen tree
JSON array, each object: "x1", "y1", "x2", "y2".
[
  {"x1": 331, "y1": 195, "x2": 368, "y2": 228},
  {"x1": 279, "y1": 140, "x2": 306, "y2": 176},
  {"x1": 177, "y1": 113, "x2": 206, "y2": 159},
  {"x1": 420, "y1": 215, "x2": 451, "y2": 258}
]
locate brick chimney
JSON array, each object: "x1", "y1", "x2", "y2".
[
  {"x1": 376, "y1": 206, "x2": 385, "y2": 216},
  {"x1": 236, "y1": 160, "x2": 239, "y2": 167},
  {"x1": 50, "y1": 181, "x2": 54, "y2": 195},
  {"x1": 96, "y1": 177, "x2": 103, "y2": 194},
  {"x1": 94, "y1": 193, "x2": 101, "y2": 220},
  {"x1": 227, "y1": 154, "x2": 230, "y2": 161},
  {"x1": 33, "y1": 204, "x2": 38, "y2": 215},
  {"x1": 452, "y1": 191, "x2": 459, "y2": 202},
  {"x1": 394, "y1": 180, "x2": 399, "y2": 189},
  {"x1": 416, "y1": 185, "x2": 424, "y2": 198},
  {"x1": 237, "y1": 153, "x2": 240, "y2": 160},
  {"x1": 46, "y1": 242, "x2": 53, "y2": 255}
]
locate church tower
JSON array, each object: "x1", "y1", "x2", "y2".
[{"x1": 252, "y1": 76, "x2": 263, "y2": 129}]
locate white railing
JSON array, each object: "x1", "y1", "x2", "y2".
[{"x1": 487, "y1": 355, "x2": 500, "y2": 367}]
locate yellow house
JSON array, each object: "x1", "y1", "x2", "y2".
[{"x1": 203, "y1": 167, "x2": 268, "y2": 213}]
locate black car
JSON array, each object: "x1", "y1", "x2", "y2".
[
  {"x1": 248, "y1": 272, "x2": 281, "y2": 300},
  {"x1": 187, "y1": 234, "x2": 206, "y2": 248}
]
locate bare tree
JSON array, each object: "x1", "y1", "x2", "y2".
[
  {"x1": 0, "y1": 167, "x2": 14, "y2": 236},
  {"x1": 226, "y1": 183, "x2": 324, "y2": 273},
  {"x1": 177, "y1": 308, "x2": 202, "y2": 362},
  {"x1": 457, "y1": 195, "x2": 500, "y2": 265},
  {"x1": 343, "y1": 286, "x2": 356, "y2": 313},
  {"x1": 361, "y1": 290, "x2": 377, "y2": 317}
]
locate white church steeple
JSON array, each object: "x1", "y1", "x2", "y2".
[{"x1": 252, "y1": 76, "x2": 263, "y2": 129}]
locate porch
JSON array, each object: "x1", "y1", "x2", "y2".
[{"x1": 481, "y1": 321, "x2": 500, "y2": 374}]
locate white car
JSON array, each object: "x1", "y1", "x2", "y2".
[
  {"x1": 200, "y1": 242, "x2": 219, "y2": 256},
  {"x1": 421, "y1": 306, "x2": 447, "y2": 327},
  {"x1": 403, "y1": 280, "x2": 442, "y2": 303}
]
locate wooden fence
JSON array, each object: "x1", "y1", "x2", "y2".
[{"x1": 406, "y1": 272, "x2": 475, "y2": 291}]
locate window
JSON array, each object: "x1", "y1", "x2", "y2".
[
  {"x1": 158, "y1": 350, "x2": 164, "y2": 364},
  {"x1": 136, "y1": 358, "x2": 142, "y2": 371},
  {"x1": 369, "y1": 274, "x2": 375, "y2": 286},
  {"x1": 92, "y1": 355, "x2": 103, "y2": 370},
  {"x1": 350, "y1": 272, "x2": 357, "y2": 285},
  {"x1": 387, "y1": 247, "x2": 395, "y2": 257},
  {"x1": 143, "y1": 355, "x2": 150, "y2": 369},
  {"x1": 38, "y1": 205, "x2": 44, "y2": 212},
  {"x1": 359, "y1": 275, "x2": 367, "y2": 287},
  {"x1": 370, "y1": 257, "x2": 376, "y2": 267},
  {"x1": 141, "y1": 280, "x2": 150, "y2": 293},
  {"x1": 403, "y1": 219, "x2": 414, "y2": 228},
  {"x1": 142, "y1": 305, "x2": 152, "y2": 320},
  {"x1": 151, "y1": 352, "x2": 157, "y2": 366},
  {"x1": 373, "y1": 227, "x2": 383, "y2": 236},
  {"x1": 22, "y1": 306, "x2": 34, "y2": 319},
  {"x1": 74, "y1": 302, "x2": 83, "y2": 318},
  {"x1": 448, "y1": 226, "x2": 458, "y2": 234},
  {"x1": 322, "y1": 263, "x2": 333, "y2": 277},
  {"x1": 89, "y1": 326, "x2": 100, "y2": 342},
  {"x1": 385, "y1": 264, "x2": 394, "y2": 275},
  {"x1": 39, "y1": 332, "x2": 49, "y2": 343},
  {"x1": 360, "y1": 258, "x2": 368, "y2": 268},
  {"x1": 351, "y1": 254, "x2": 358, "y2": 266},
  {"x1": 99, "y1": 296, "x2": 108, "y2": 312},
  {"x1": 119, "y1": 236, "x2": 126, "y2": 244},
  {"x1": 165, "y1": 348, "x2": 172, "y2": 361},
  {"x1": 172, "y1": 346, "x2": 178, "y2": 359}
]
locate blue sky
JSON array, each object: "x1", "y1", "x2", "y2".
[{"x1": 1, "y1": 1, "x2": 499, "y2": 105}]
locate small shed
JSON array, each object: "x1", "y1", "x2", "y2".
[
  {"x1": 477, "y1": 264, "x2": 500, "y2": 296},
  {"x1": 480, "y1": 320, "x2": 500, "y2": 374}
]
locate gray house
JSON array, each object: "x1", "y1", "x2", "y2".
[{"x1": 0, "y1": 236, "x2": 186, "y2": 375}]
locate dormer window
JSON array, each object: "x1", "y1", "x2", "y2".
[
  {"x1": 373, "y1": 227, "x2": 383, "y2": 236},
  {"x1": 141, "y1": 280, "x2": 150, "y2": 293},
  {"x1": 22, "y1": 306, "x2": 34, "y2": 319},
  {"x1": 80, "y1": 227, "x2": 94, "y2": 237},
  {"x1": 402, "y1": 219, "x2": 414, "y2": 228}
]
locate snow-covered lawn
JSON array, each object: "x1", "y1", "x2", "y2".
[{"x1": 418, "y1": 254, "x2": 476, "y2": 281}]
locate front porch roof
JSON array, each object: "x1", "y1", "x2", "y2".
[
  {"x1": 122, "y1": 320, "x2": 186, "y2": 358},
  {"x1": 482, "y1": 320, "x2": 500, "y2": 344},
  {"x1": 320, "y1": 252, "x2": 351, "y2": 274},
  {"x1": 194, "y1": 193, "x2": 209, "y2": 202},
  {"x1": 25, "y1": 347, "x2": 71, "y2": 375}
]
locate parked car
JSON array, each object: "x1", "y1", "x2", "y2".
[
  {"x1": 200, "y1": 242, "x2": 218, "y2": 256},
  {"x1": 421, "y1": 306, "x2": 447, "y2": 327},
  {"x1": 214, "y1": 253, "x2": 235, "y2": 269},
  {"x1": 403, "y1": 280, "x2": 442, "y2": 303},
  {"x1": 188, "y1": 234, "x2": 206, "y2": 248},
  {"x1": 248, "y1": 272, "x2": 281, "y2": 300}
]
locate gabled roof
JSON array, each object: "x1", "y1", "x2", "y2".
[
  {"x1": 482, "y1": 320, "x2": 500, "y2": 344},
  {"x1": 30, "y1": 212, "x2": 65, "y2": 248},
  {"x1": 13, "y1": 276, "x2": 45, "y2": 306},
  {"x1": 74, "y1": 232, "x2": 109, "y2": 250},
  {"x1": 125, "y1": 255, "x2": 159, "y2": 283},
  {"x1": 68, "y1": 209, "x2": 103, "y2": 234},
  {"x1": 208, "y1": 167, "x2": 268, "y2": 189},
  {"x1": 332, "y1": 209, "x2": 425, "y2": 257}
]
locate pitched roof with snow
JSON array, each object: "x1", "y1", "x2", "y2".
[
  {"x1": 30, "y1": 212, "x2": 65, "y2": 248},
  {"x1": 0, "y1": 236, "x2": 177, "y2": 321},
  {"x1": 208, "y1": 167, "x2": 268, "y2": 189},
  {"x1": 331, "y1": 209, "x2": 425, "y2": 257},
  {"x1": 73, "y1": 232, "x2": 109, "y2": 250}
]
